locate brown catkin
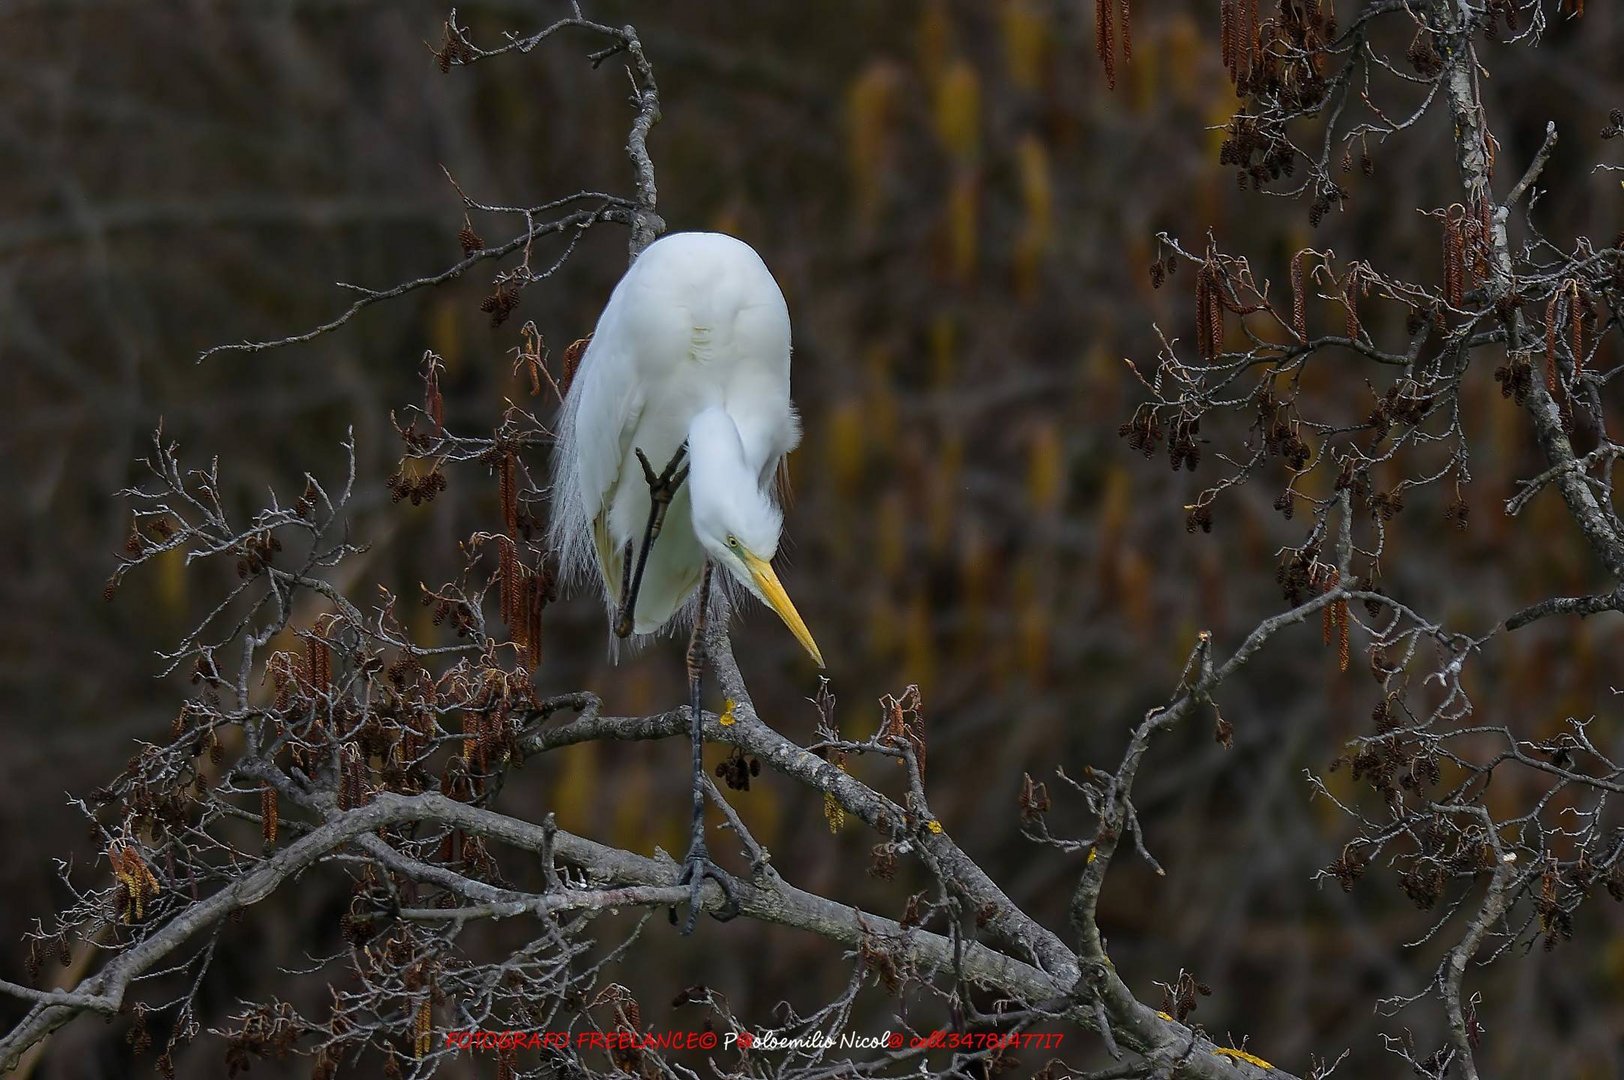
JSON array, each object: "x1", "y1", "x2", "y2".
[
  {"x1": 499, "y1": 452, "x2": 518, "y2": 537},
  {"x1": 1244, "y1": 0, "x2": 1259, "y2": 80},
  {"x1": 1344, "y1": 267, "x2": 1362, "y2": 341},
  {"x1": 1196, "y1": 262, "x2": 1225, "y2": 361},
  {"x1": 1545, "y1": 293, "x2": 1561, "y2": 394},
  {"x1": 1443, "y1": 211, "x2": 1465, "y2": 308},
  {"x1": 1120, "y1": 0, "x2": 1132, "y2": 61},
  {"x1": 424, "y1": 357, "x2": 445, "y2": 428},
  {"x1": 499, "y1": 537, "x2": 519, "y2": 630},
  {"x1": 487, "y1": 704, "x2": 505, "y2": 768},
  {"x1": 262, "y1": 785, "x2": 279, "y2": 847},
  {"x1": 1321, "y1": 570, "x2": 1340, "y2": 646},
  {"x1": 307, "y1": 635, "x2": 330, "y2": 696},
  {"x1": 1291, "y1": 250, "x2": 1308, "y2": 342},
  {"x1": 1221, "y1": 0, "x2": 1258, "y2": 84},
  {"x1": 562, "y1": 336, "x2": 592, "y2": 396},
  {"x1": 526, "y1": 570, "x2": 546, "y2": 668},
  {"x1": 1337, "y1": 597, "x2": 1350, "y2": 672},
  {"x1": 463, "y1": 713, "x2": 482, "y2": 772},
  {"x1": 354, "y1": 749, "x2": 370, "y2": 806},
  {"x1": 1569, "y1": 282, "x2": 1583, "y2": 371},
  {"x1": 1095, "y1": 0, "x2": 1115, "y2": 89},
  {"x1": 339, "y1": 745, "x2": 364, "y2": 810}
]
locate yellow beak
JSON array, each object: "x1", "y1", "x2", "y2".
[{"x1": 741, "y1": 551, "x2": 825, "y2": 668}]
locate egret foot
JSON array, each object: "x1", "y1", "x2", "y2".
[{"x1": 675, "y1": 838, "x2": 740, "y2": 935}]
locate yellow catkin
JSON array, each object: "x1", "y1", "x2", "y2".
[
  {"x1": 946, "y1": 172, "x2": 979, "y2": 282},
  {"x1": 1026, "y1": 421, "x2": 1064, "y2": 514},
  {"x1": 916, "y1": 0, "x2": 954, "y2": 90},
  {"x1": 111, "y1": 845, "x2": 160, "y2": 923},
  {"x1": 824, "y1": 399, "x2": 866, "y2": 496},
  {"x1": 414, "y1": 1000, "x2": 432, "y2": 1059},
  {"x1": 846, "y1": 61, "x2": 903, "y2": 225},
  {"x1": 1013, "y1": 135, "x2": 1053, "y2": 299},
  {"x1": 825, "y1": 756, "x2": 849, "y2": 834},
  {"x1": 932, "y1": 60, "x2": 981, "y2": 163},
  {"x1": 1001, "y1": 0, "x2": 1048, "y2": 90},
  {"x1": 824, "y1": 792, "x2": 846, "y2": 834}
]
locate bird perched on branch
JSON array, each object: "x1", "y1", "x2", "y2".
[{"x1": 548, "y1": 231, "x2": 823, "y2": 930}]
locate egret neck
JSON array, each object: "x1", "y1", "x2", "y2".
[{"x1": 687, "y1": 407, "x2": 823, "y2": 666}]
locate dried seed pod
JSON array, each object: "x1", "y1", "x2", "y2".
[
  {"x1": 1018, "y1": 772, "x2": 1051, "y2": 822},
  {"x1": 423, "y1": 353, "x2": 446, "y2": 428},
  {"x1": 479, "y1": 282, "x2": 519, "y2": 327},
  {"x1": 457, "y1": 217, "x2": 484, "y2": 257}
]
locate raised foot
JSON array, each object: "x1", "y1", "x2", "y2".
[
  {"x1": 636, "y1": 445, "x2": 689, "y2": 506},
  {"x1": 613, "y1": 444, "x2": 691, "y2": 639},
  {"x1": 674, "y1": 840, "x2": 740, "y2": 935}
]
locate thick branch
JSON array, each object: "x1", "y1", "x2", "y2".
[
  {"x1": 520, "y1": 614, "x2": 1296, "y2": 1080},
  {"x1": 0, "y1": 791, "x2": 1056, "y2": 1069}
]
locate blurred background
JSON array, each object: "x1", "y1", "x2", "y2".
[{"x1": 3, "y1": 1, "x2": 1622, "y2": 1076}]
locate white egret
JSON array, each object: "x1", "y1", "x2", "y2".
[{"x1": 547, "y1": 231, "x2": 822, "y2": 929}]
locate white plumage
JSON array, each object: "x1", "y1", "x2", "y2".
[{"x1": 548, "y1": 232, "x2": 822, "y2": 664}]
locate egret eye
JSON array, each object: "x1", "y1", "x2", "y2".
[{"x1": 726, "y1": 534, "x2": 739, "y2": 549}]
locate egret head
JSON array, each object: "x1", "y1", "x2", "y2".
[{"x1": 688, "y1": 409, "x2": 824, "y2": 667}]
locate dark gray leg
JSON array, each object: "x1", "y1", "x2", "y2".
[{"x1": 676, "y1": 562, "x2": 739, "y2": 933}]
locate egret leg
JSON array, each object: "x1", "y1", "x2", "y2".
[
  {"x1": 676, "y1": 562, "x2": 739, "y2": 933},
  {"x1": 614, "y1": 444, "x2": 689, "y2": 639}
]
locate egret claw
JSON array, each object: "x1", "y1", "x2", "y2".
[{"x1": 675, "y1": 840, "x2": 740, "y2": 935}]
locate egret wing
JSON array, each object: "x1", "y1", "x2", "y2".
[{"x1": 548, "y1": 315, "x2": 645, "y2": 599}]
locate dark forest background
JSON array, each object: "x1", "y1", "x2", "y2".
[{"x1": 2, "y1": 1, "x2": 1621, "y2": 1077}]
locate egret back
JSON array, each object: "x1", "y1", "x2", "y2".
[{"x1": 547, "y1": 232, "x2": 799, "y2": 648}]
